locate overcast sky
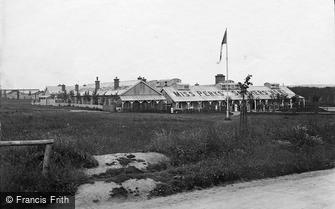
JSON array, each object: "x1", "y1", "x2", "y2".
[{"x1": 0, "y1": 0, "x2": 334, "y2": 89}]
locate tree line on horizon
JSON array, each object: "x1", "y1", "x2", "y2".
[{"x1": 288, "y1": 86, "x2": 335, "y2": 106}]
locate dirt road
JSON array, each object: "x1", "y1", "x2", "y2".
[{"x1": 78, "y1": 168, "x2": 335, "y2": 209}]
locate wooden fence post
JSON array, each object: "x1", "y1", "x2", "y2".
[{"x1": 42, "y1": 144, "x2": 52, "y2": 177}]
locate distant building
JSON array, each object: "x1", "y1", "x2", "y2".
[
  {"x1": 35, "y1": 75, "x2": 305, "y2": 113},
  {"x1": 0, "y1": 89, "x2": 40, "y2": 100},
  {"x1": 37, "y1": 76, "x2": 170, "y2": 112}
]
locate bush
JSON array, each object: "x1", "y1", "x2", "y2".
[
  {"x1": 148, "y1": 127, "x2": 237, "y2": 165},
  {"x1": 289, "y1": 124, "x2": 324, "y2": 148},
  {"x1": 110, "y1": 187, "x2": 128, "y2": 198},
  {"x1": 148, "y1": 183, "x2": 179, "y2": 197},
  {"x1": 53, "y1": 140, "x2": 98, "y2": 168},
  {"x1": 148, "y1": 129, "x2": 205, "y2": 165}
]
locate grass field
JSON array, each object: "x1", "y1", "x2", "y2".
[
  {"x1": 0, "y1": 99, "x2": 230, "y2": 154},
  {"x1": 1, "y1": 99, "x2": 335, "y2": 196}
]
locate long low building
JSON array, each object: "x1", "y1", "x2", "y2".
[
  {"x1": 35, "y1": 74, "x2": 305, "y2": 112},
  {"x1": 162, "y1": 84, "x2": 303, "y2": 112},
  {"x1": 161, "y1": 75, "x2": 304, "y2": 112},
  {"x1": 39, "y1": 76, "x2": 169, "y2": 112}
]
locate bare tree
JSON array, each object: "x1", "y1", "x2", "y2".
[{"x1": 238, "y1": 75, "x2": 252, "y2": 135}]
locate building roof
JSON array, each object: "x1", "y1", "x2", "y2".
[
  {"x1": 44, "y1": 78, "x2": 181, "y2": 96},
  {"x1": 43, "y1": 78, "x2": 301, "y2": 103},
  {"x1": 78, "y1": 88, "x2": 95, "y2": 96},
  {"x1": 95, "y1": 80, "x2": 141, "y2": 96},
  {"x1": 44, "y1": 80, "x2": 141, "y2": 96},
  {"x1": 120, "y1": 95, "x2": 166, "y2": 101},
  {"x1": 162, "y1": 86, "x2": 229, "y2": 102},
  {"x1": 66, "y1": 80, "x2": 139, "y2": 96},
  {"x1": 163, "y1": 84, "x2": 299, "y2": 103},
  {"x1": 248, "y1": 86, "x2": 296, "y2": 100},
  {"x1": 45, "y1": 86, "x2": 63, "y2": 95}
]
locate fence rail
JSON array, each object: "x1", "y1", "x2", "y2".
[
  {"x1": 0, "y1": 139, "x2": 54, "y2": 146},
  {"x1": 0, "y1": 139, "x2": 54, "y2": 176}
]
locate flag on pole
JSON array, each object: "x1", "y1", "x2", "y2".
[{"x1": 217, "y1": 29, "x2": 227, "y2": 64}]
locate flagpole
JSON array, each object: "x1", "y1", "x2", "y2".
[{"x1": 225, "y1": 28, "x2": 230, "y2": 120}]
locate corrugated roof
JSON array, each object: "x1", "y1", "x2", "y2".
[
  {"x1": 163, "y1": 84, "x2": 298, "y2": 102},
  {"x1": 46, "y1": 80, "x2": 140, "y2": 96},
  {"x1": 45, "y1": 86, "x2": 62, "y2": 94},
  {"x1": 103, "y1": 81, "x2": 141, "y2": 96},
  {"x1": 248, "y1": 86, "x2": 296, "y2": 100},
  {"x1": 248, "y1": 86, "x2": 274, "y2": 100},
  {"x1": 95, "y1": 89, "x2": 107, "y2": 96},
  {"x1": 97, "y1": 88, "x2": 129, "y2": 96},
  {"x1": 279, "y1": 86, "x2": 296, "y2": 98},
  {"x1": 78, "y1": 88, "x2": 94, "y2": 96},
  {"x1": 98, "y1": 80, "x2": 139, "y2": 89},
  {"x1": 163, "y1": 86, "x2": 233, "y2": 102},
  {"x1": 120, "y1": 95, "x2": 166, "y2": 101}
]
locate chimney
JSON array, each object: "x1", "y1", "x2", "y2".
[
  {"x1": 114, "y1": 77, "x2": 120, "y2": 89},
  {"x1": 61, "y1": 84, "x2": 66, "y2": 92},
  {"x1": 137, "y1": 76, "x2": 146, "y2": 82},
  {"x1": 95, "y1": 76, "x2": 100, "y2": 91},
  {"x1": 264, "y1": 82, "x2": 279, "y2": 89},
  {"x1": 75, "y1": 84, "x2": 79, "y2": 93},
  {"x1": 215, "y1": 74, "x2": 225, "y2": 84}
]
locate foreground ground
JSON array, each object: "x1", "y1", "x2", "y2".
[
  {"x1": 0, "y1": 99, "x2": 335, "y2": 203},
  {"x1": 89, "y1": 168, "x2": 335, "y2": 209}
]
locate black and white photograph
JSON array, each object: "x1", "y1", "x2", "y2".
[{"x1": 0, "y1": 0, "x2": 335, "y2": 208}]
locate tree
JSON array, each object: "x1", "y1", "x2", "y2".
[
  {"x1": 269, "y1": 92, "x2": 287, "y2": 112},
  {"x1": 312, "y1": 94, "x2": 320, "y2": 114},
  {"x1": 291, "y1": 95, "x2": 298, "y2": 112},
  {"x1": 238, "y1": 75, "x2": 252, "y2": 135}
]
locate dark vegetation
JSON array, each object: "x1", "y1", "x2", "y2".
[
  {"x1": 109, "y1": 187, "x2": 128, "y2": 198},
  {"x1": 289, "y1": 86, "x2": 335, "y2": 106},
  {"x1": 1, "y1": 99, "x2": 335, "y2": 198}
]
